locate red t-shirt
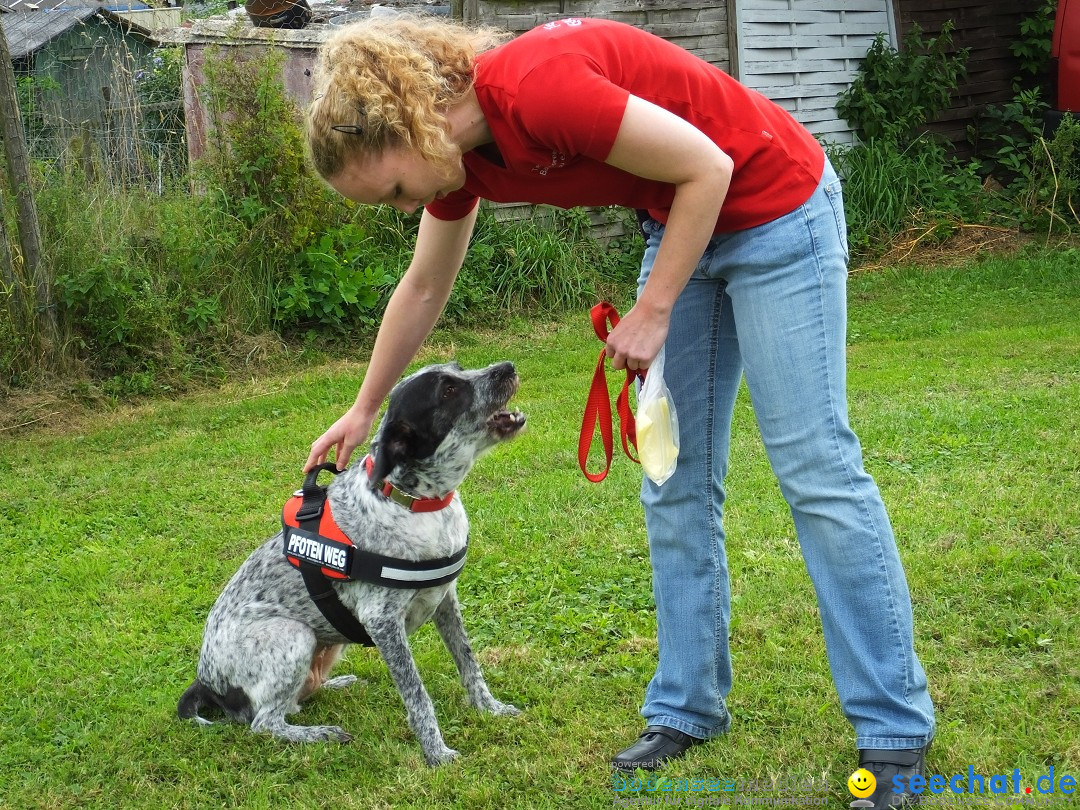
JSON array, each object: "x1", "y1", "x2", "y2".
[{"x1": 424, "y1": 17, "x2": 825, "y2": 233}]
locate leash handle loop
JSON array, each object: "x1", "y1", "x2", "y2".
[
  {"x1": 578, "y1": 302, "x2": 644, "y2": 482},
  {"x1": 590, "y1": 300, "x2": 620, "y2": 342}
]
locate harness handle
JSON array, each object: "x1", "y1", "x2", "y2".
[
  {"x1": 578, "y1": 302, "x2": 645, "y2": 482},
  {"x1": 296, "y1": 462, "x2": 345, "y2": 520}
]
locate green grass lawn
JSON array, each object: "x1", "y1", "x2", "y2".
[{"x1": 1, "y1": 249, "x2": 1077, "y2": 809}]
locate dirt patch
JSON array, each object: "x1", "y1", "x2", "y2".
[
  {"x1": 853, "y1": 223, "x2": 1035, "y2": 273},
  {"x1": 0, "y1": 389, "x2": 84, "y2": 436}
]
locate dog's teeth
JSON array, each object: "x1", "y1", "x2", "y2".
[{"x1": 488, "y1": 409, "x2": 526, "y2": 436}]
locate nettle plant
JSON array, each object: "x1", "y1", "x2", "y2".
[{"x1": 278, "y1": 221, "x2": 400, "y2": 332}]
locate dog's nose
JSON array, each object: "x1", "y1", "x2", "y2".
[{"x1": 490, "y1": 361, "x2": 516, "y2": 380}]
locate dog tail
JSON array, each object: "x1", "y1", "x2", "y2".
[
  {"x1": 178, "y1": 679, "x2": 252, "y2": 726},
  {"x1": 178, "y1": 679, "x2": 217, "y2": 726}
]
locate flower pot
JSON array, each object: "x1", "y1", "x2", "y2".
[{"x1": 245, "y1": 0, "x2": 312, "y2": 29}]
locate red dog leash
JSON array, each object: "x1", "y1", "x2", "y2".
[{"x1": 578, "y1": 302, "x2": 645, "y2": 482}]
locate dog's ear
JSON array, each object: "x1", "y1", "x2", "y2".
[{"x1": 369, "y1": 419, "x2": 415, "y2": 487}]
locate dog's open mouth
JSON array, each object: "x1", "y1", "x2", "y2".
[
  {"x1": 488, "y1": 409, "x2": 526, "y2": 439},
  {"x1": 486, "y1": 369, "x2": 525, "y2": 439}
]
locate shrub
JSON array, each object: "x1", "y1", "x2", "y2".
[
  {"x1": 0, "y1": 39, "x2": 644, "y2": 394},
  {"x1": 195, "y1": 45, "x2": 346, "y2": 331},
  {"x1": 969, "y1": 1, "x2": 1056, "y2": 186},
  {"x1": 830, "y1": 22, "x2": 986, "y2": 256},
  {"x1": 969, "y1": 87, "x2": 1050, "y2": 184},
  {"x1": 449, "y1": 206, "x2": 640, "y2": 323},
  {"x1": 53, "y1": 251, "x2": 180, "y2": 376},
  {"x1": 1011, "y1": 0, "x2": 1056, "y2": 85},
  {"x1": 836, "y1": 22, "x2": 968, "y2": 146}
]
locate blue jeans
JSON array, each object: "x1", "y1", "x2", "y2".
[{"x1": 636, "y1": 161, "x2": 935, "y2": 750}]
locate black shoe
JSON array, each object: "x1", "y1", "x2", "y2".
[
  {"x1": 858, "y1": 744, "x2": 930, "y2": 809},
  {"x1": 611, "y1": 725, "x2": 703, "y2": 772}
]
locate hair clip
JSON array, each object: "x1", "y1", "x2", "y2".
[{"x1": 331, "y1": 124, "x2": 364, "y2": 135}]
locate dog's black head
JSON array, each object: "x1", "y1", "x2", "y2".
[{"x1": 368, "y1": 362, "x2": 525, "y2": 496}]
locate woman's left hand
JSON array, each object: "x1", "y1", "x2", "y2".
[{"x1": 604, "y1": 301, "x2": 670, "y2": 372}]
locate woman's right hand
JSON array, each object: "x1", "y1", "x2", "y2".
[{"x1": 304, "y1": 403, "x2": 375, "y2": 473}]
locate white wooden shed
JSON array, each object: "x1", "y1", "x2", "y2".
[{"x1": 733, "y1": 0, "x2": 898, "y2": 146}]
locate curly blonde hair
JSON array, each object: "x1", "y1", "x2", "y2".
[{"x1": 306, "y1": 14, "x2": 509, "y2": 181}]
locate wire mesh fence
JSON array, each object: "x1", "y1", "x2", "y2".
[
  {"x1": 15, "y1": 34, "x2": 188, "y2": 191},
  {"x1": 23, "y1": 98, "x2": 187, "y2": 190}
]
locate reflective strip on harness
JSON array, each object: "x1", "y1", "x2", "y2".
[{"x1": 381, "y1": 555, "x2": 467, "y2": 584}]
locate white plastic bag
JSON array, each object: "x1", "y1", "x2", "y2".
[{"x1": 636, "y1": 346, "x2": 679, "y2": 485}]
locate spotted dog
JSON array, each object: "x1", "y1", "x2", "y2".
[{"x1": 178, "y1": 362, "x2": 526, "y2": 765}]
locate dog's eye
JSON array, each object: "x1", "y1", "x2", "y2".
[{"x1": 442, "y1": 384, "x2": 456, "y2": 399}]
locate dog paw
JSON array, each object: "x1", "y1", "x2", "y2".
[
  {"x1": 316, "y1": 725, "x2": 353, "y2": 743},
  {"x1": 489, "y1": 700, "x2": 522, "y2": 716},
  {"x1": 424, "y1": 745, "x2": 460, "y2": 767},
  {"x1": 322, "y1": 675, "x2": 358, "y2": 690},
  {"x1": 259, "y1": 722, "x2": 353, "y2": 743},
  {"x1": 474, "y1": 696, "x2": 521, "y2": 716}
]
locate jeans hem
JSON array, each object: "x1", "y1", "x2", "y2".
[
  {"x1": 645, "y1": 713, "x2": 731, "y2": 741},
  {"x1": 856, "y1": 735, "x2": 934, "y2": 750}
]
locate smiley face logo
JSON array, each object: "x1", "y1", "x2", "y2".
[{"x1": 848, "y1": 768, "x2": 877, "y2": 798}]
